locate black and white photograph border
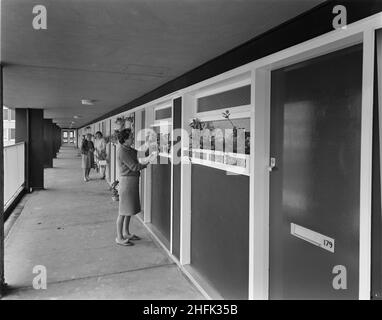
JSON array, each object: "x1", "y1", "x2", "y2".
[{"x1": 0, "y1": 0, "x2": 382, "y2": 304}]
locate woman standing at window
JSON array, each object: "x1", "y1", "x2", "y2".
[
  {"x1": 81, "y1": 133, "x2": 95, "y2": 182},
  {"x1": 94, "y1": 131, "x2": 107, "y2": 179},
  {"x1": 115, "y1": 128, "x2": 156, "y2": 246}
]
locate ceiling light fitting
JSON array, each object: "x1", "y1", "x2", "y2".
[{"x1": 81, "y1": 99, "x2": 95, "y2": 106}]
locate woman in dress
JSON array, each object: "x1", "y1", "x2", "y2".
[
  {"x1": 115, "y1": 128, "x2": 156, "y2": 246},
  {"x1": 94, "y1": 131, "x2": 107, "y2": 179},
  {"x1": 80, "y1": 133, "x2": 95, "y2": 182}
]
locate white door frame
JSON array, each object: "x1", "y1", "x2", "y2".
[
  {"x1": 249, "y1": 14, "x2": 381, "y2": 299},
  {"x1": 143, "y1": 107, "x2": 154, "y2": 223},
  {"x1": 179, "y1": 93, "x2": 194, "y2": 265}
]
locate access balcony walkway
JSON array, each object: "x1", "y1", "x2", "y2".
[{"x1": 2, "y1": 146, "x2": 203, "y2": 300}]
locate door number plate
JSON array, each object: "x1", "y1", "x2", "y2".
[{"x1": 290, "y1": 223, "x2": 335, "y2": 253}]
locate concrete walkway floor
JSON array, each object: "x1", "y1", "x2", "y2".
[{"x1": 2, "y1": 146, "x2": 204, "y2": 300}]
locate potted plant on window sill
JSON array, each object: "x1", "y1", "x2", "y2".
[{"x1": 105, "y1": 115, "x2": 135, "y2": 145}]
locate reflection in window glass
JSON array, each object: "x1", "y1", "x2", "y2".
[
  {"x1": 3, "y1": 108, "x2": 8, "y2": 121},
  {"x1": 151, "y1": 124, "x2": 172, "y2": 155},
  {"x1": 188, "y1": 117, "x2": 250, "y2": 169},
  {"x1": 10, "y1": 128, "x2": 16, "y2": 140}
]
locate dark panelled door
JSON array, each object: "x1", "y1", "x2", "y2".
[
  {"x1": 151, "y1": 157, "x2": 171, "y2": 248},
  {"x1": 269, "y1": 45, "x2": 363, "y2": 299}
]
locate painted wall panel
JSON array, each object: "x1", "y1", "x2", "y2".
[
  {"x1": 191, "y1": 164, "x2": 249, "y2": 299},
  {"x1": 151, "y1": 159, "x2": 172, "y2": 248}
]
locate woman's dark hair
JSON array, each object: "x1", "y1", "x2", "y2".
[
  {"x1": 95, "y1": 131, "x2": 103, "y2": 138},
  {"x1": 118, "y1": 128, "x2": 132, "y2": 145}
]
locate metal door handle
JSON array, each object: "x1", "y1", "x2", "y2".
[{"x1": 269, "y1": 157, "x2": 276, "y2": 172}]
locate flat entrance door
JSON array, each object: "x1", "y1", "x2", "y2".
[{"x1": 269, "y1": 45, "x2": 363, "y2": 299}]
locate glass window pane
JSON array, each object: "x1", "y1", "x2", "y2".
[
  {"x1": 155, "y1": 107, "x2": 172, "y2": 120},
  {"x1": 10, "y1": 109, "x2": 15, "y2": 120},
  {"x1": 3, "y1": 108, "x2": 8, "y2": 121},
  {"x1": 190, "y1": 118, "x2": 250, "y2": 153},
  {"x1": 197, "y1": 85, "x2": 251, "y2": 113},
  {"x1": 152, "y1": 124, "x2": 172, "y2": 154},
  {"x1": 10, "y1": 128, "x2": 15, "y2": 140},
  {"x1": 189, "y1": 117, "x2": 250, "y2": 169}
]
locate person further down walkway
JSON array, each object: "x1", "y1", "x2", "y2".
[{"x1": 2, "y1": 146, "x2": 203, "y2": 300}]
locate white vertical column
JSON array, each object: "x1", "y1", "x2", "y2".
[
  {"x1": 359, "y1": 29, "x2": 375, "y2": 300},
  {"x1": 378, "y1": 31, "x2": 382, "y2": 275},
  {"x1": 250, "y1": 68, "x2": 271, "y2": 300},
  {"x1": 135, "y1": 110, "x2": 144, "y2": 214},
  {"x1": 180, "y1": 93, "x2": 194, "y2": 265},
  {"x1": 376, "y1": 28, "x2": 382, "y2": 300},
  {"x1": 0, "y1": 65, "x2": 5, "y2": 293},
  {"x1": 143, "y1": 107, "x2": 154, "y2": 223}
]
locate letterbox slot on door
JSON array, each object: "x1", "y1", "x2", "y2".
[{"x1": 290, "y1": 223, "x2": 335, "y2": 253}]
